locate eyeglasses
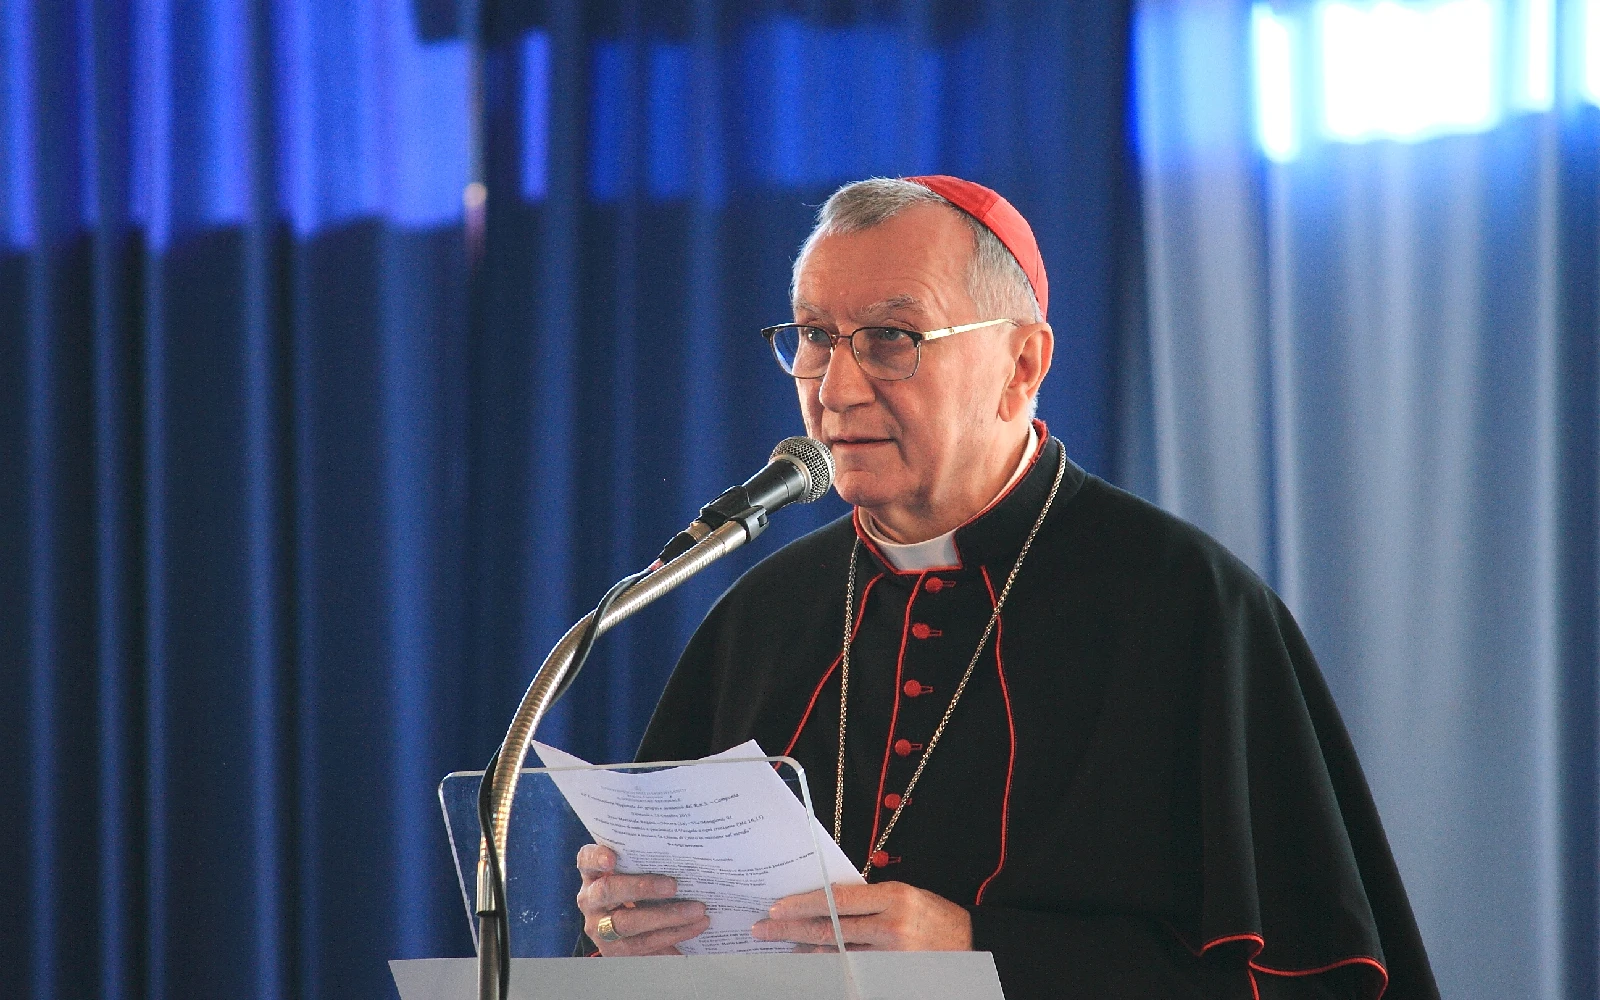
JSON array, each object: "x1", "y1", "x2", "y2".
[{"x1": 761, "y1": 318, "x2": 1016, "y2": 381}]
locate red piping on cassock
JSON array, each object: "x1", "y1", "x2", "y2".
[
  {"x1": 782, "y1": 573, "x2": 886, "y2": 758},
  {"x1": 974, "y1": 566, "x2": 1016, "y2": 905}
]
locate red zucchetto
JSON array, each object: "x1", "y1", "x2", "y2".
[{"x1": 904, "y1": 174, "x2": 1048, "y2": 320}]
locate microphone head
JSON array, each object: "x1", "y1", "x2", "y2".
[{"x1": 770, "y1": 436, "x2": 834, "y2": 504}]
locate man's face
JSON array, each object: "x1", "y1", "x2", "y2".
[{"x1": 791, "y1": 203, "x2": 1021, "y2": 522}]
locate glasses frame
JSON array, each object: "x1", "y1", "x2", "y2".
[{"x1": 760, "y1": 317, "x2": 1017, "y2": 381}]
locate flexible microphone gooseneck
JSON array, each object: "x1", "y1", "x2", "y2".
[{"x1": 475, "y1": 438, "x2": 834, "y2": 1000}]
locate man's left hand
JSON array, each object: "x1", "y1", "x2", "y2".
[{"x1": 750, "y1": 882, "x2": 973, "y2": 952}]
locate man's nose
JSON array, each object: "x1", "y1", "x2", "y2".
[{"x1": 816, "y1": 339, "x2": 875, "y2": 411}]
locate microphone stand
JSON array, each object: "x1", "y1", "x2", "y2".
[{"x1": 475, "y1": 508, "x2": 769, "y2": 1000}]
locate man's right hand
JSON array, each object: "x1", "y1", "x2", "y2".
[{"x1": 575, "y1": 844, "x2": 709, "y2": 956}]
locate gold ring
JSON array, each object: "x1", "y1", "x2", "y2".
[{"x1": 596, "y1": 913, "x2": 624, "y2": 942}]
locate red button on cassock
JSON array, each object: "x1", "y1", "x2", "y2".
[
  {"x1": 883, "y1": 793, "x2": 902, "y2": 810},
  {"x1": 894, "y1": 738, "x2": 913, "y2": 757},
  {"x1": 903, "y1": 680, "x2": 932, "y2": 698},
  {"x1": 910, "y1": 622, "x2": 941, "y2": 639},
  {"x1": 870, "y1": 850, "x2": 891, "y2": 868},
  {"x1": 924, "y1": 577, "x2": 944, "y2": 593}
]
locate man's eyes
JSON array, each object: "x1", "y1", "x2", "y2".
[
  {"x1": 796, "y1": 326, "x2": 914, "y2": 344},
  {"x1": 863, "y1": 327, "x2": 913, "y2": 343}
]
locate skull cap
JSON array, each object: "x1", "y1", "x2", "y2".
[{"x1": 904, "y1": 174, "x2": 1048, "y2": 320}]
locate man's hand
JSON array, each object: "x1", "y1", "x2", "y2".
[
  {"x1": 574, "y1": 844, "x2": 709, "y2": 956},
  {"x1": 751, "y1": 882, "x2": 973, "y2": 952}
]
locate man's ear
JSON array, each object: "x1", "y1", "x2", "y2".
[{"x1": 999, "y1": 323, "x2": 1053, "y2": 422}]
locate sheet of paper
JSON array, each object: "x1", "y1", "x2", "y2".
[{"x1": 532, "y1": 739, "x2": 864, "y2": 955}]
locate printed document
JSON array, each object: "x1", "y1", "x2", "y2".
[{"x1": 532, "y1": 739, "x2": 864, "y2": 954}]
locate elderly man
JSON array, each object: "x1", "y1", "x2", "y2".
[{"x1": 572, "y1": 176, "x2": 1439, "y2": 1000}]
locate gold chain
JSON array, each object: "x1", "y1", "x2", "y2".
[{"x1": 833, "y1": 448, "x2": 1067, "y2": 879}]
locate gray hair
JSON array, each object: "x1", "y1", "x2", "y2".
[{"x1": 791, "y1": 177, "x2": 1043, "y2": 324}]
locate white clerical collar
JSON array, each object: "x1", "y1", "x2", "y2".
[{"x1": 860, "y1": 425, "x2": 1040, "y2": 572}]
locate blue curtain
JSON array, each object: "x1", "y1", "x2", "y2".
[
  {"x1": 0, "y1": 1, "x2": 1135, "y2": 997},
  {"x1": 1130, "y1": 3, "x2": 1599, "y2": 999}
]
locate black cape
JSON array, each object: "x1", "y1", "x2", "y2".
[{"x1": 639, "y1": 432, "x2": 1438, "y2": 1000}]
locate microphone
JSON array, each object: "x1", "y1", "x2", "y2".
[
  {"x1": 479, "y1": 436, "x2": 831, "y2": 1000},
  {"x1": 657, "y1": 437, "x2": 835, "y2": 563}
]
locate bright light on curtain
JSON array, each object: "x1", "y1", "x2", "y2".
[
  {"x1": 1131, "y1": 3, "x2": 1599, "y2": 999},
  {"x1": 1247, "y1": 0, "x2": 1571, "y2": 162}
]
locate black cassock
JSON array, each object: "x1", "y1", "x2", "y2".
[{"x1": 639, "y1": 430, "x2": 1439, "y2": 1000}]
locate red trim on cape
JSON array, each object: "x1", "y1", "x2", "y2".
[
  {"x1": 1173, "y1": 928, "x2": 1390, "y2": 1000},
  {"x1": 973, "y1": 567, "x2": 1016, "y2": 905},
  {"x1": 865, "y1": 573, "x2": 924, "y2": 865},
  {"x1": 1194, "y1": 932, "x2": 1266, "y2": 953},
  {"x1": 849, "y1": 419, "x2": 1050, "y2": 576},
  {"x1": 781, "y1": 572, "x2": 886, "y2": 757},
  {"x1": 1251, "y1": 956, "x2": 1389, "y2": 992}
]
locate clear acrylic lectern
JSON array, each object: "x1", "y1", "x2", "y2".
[{"x1": 388, "y1": 753, "x2": 1006, "y2": 1000}]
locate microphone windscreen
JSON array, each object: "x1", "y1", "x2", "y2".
[{"x1": 770, "y1": 436, "x2": 834, "y2": 503}]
